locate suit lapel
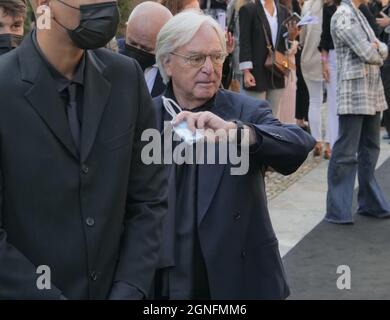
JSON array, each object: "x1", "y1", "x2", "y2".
[
  {"x1": 258, "y1": 0, "x2": 284, "y2": 50},
  {"x1": 151, "y1": 70, "x2": 166, "y2": 98},
  {"x1": 197, "y1": 91, "x2": 243, "y2": 225},
  {"x1": 275, "y1": 1, "x2": 284, "y2": 49},
  {"x1": 156, "y1": 91, "x2": 243, "y2": 226},
  {"x1": 153, "y1": 96, "x2": 164, "y2": 133},
  {"x1": 257, "y1": 0, "x2": 274, "y2": 48},
  {"x1": 154, "y1": 95, "x2": 175, "y2": 180},
  {"x1": 20, "y1": 33, "x2": 79, "y2": 160},
  {"x1": 80, "y1": 51, "x2": 111, "y2": 162}
]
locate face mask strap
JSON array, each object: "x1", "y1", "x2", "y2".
[
  {"x1": 162, "y1": 96, "x2": 183, "y2": 121},
  {"x1": 52, "y1": 15, "x2": 72, "y2": 32}
]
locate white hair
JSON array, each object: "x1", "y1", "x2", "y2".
[{"x1": 156, "y1": 10, "x2": 227, "y2": 84}]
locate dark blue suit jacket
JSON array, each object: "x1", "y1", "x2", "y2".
[{"x1": 153, "y1": 90, "x2": 316, "y2": 299}]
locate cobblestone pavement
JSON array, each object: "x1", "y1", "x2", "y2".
[
  {"x1": 265, "y1": 151, "x2": 324, "y2": 200},
  {"x1": 265, "y1": 102, "x2": 329, "y2": 200}
]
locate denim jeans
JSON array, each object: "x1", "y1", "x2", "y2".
[{"x1": 325, "y1": 113, "x2": 390, "y2": 223}]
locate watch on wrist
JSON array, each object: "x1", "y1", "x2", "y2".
[{"x1": 232, "y1": 120, "x2": 245, "y2": 145}]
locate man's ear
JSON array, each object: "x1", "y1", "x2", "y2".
[{"x1": 164, "y1": 56, "x2": 173, "y2": 78}]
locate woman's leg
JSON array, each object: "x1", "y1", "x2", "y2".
[
  {"x1": 325, "y1": 50, "x2": 339, "y2": 150},
  {"x1": 305, "y1": 78, "x2": 324, "y2": 155}
]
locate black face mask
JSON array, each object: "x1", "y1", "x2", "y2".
[
  {"x1": 54, "y1": 0, "x2": 120, "y2": 50},
  {"x1": 123, "y1": 44, "x2": 156, "y2": 71},
  {"x1": 0, "y1": 34, "x2": 23, "y2": 55}
]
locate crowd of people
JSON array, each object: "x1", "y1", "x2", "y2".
[{"x1": 0, "y1": 0, "x2": 389, "y2": 300}]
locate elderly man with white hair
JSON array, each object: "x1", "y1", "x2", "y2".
[
  {"x1": 151, "y1": 11, "x2": 315, "y2": 299},
  {"x1": 122, "y1": 1, "x2": 172, "y2": 97}
]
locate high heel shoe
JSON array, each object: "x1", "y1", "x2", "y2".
[
  {"x1": 313, "y1": 142, "x2": 322, "y2": 157},
  {"x1": 324, "y1": 148, "x2": 331, "y2": 159},
  {"x1": 323, "y1": 143, "x2": 331, "y2": 159}
]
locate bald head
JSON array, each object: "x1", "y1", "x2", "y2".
[{"x1": 126, "y1": 1, "x2": 172, "y2": 53}]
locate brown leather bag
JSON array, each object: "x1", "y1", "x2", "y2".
[{"x1": 262, "y1": 24, "x2": 290, "y2": 78}]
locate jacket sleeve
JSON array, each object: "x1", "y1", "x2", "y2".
[
  {"x1": 0, "y1": 165, "x2": 64, "y2": 299},
  {"x1": 109, "y1": 61, "x2": 168, "y2": 299},
  {"x1": 378, "y1": 40, "x2": 389, "y2": 61},
  {"x1": 332, "y1": 10, "x2": 384, "y2": 65},
  {"x1": 319, "y1": 6, "x2": 333, "y2": 52},
  {"x1": 246, "y1": 101, "x2": 316, "y2": 175},
  {"x1": 239, "y1": 3, "x2": 254, "y2": 70}
]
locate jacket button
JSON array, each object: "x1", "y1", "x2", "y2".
[
  {"x1": 81, "y1": 164, "x2": 89, "y2": 174},
  {"x1": 86, "y1": 217, "x2": 95, "y2": 227},
  {"x1": 90, "y1": 271, "x2": 98, "y2": 281},
  {"x1": 241, "y1": 250, "x2": 246, "y2": 258},
  {"x1": 234, "y1": 212, "x2": 241, "y2": 220}
]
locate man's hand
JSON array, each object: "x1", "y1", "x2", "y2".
[
  {"x1": 376, "y1": 12, "x2": 390, "y2": 28},
  {"x1": 243, "y1": 69, "x2": 256, "y2": 88},
  {"x1": 287, "y1": 21, "x2": 301, "y2": 41},
  {"x1": 322, "y1": 59, "x2": 330, "y2": 83},
  {"x1": 173, "y1": 111, "x2": 256, "y2": 145},
  {"x1": 174, "y1": 111, "x2": 234, "y2": 135}
]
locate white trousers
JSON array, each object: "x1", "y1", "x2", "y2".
[{"x1": 304, "y1": 78, "x2": 323, "y2": 142}]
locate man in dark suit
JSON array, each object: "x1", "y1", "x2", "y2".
[
  {"x1": 239, "y1": 0, "x2": 296, "y2": 116},
  {"x1": 121, "y1": 1, "x2": 172, "y2": 98},
  {"x1": 0, "y1": 0, "x2": 26, "y2": 55},
  {"x1": 152, "y1": 11, "x2": 315, "y2": 299},
  {"x1": 0, "y1": 0, "x2": 167, "y2": 299}
]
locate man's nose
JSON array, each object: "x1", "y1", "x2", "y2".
[{"x1": 201, "y1": 56, "x2": 215, "y2": 74}]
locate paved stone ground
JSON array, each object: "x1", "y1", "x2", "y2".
[
  {"x1": 284, "y1": 155, "x2": 390, "y2": 299},
  {"x1": 265, "y1": 151, "x2": 323, "y2": 200},
  {"x1": 265, "y1": 102, "x2": 328, "y2": 200}
]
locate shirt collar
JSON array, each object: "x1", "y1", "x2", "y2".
[{"x1": 32, "y1": 29, "x2": 85, "y2": 92}]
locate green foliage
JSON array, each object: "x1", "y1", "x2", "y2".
[{"x1": 117, "y1": 0, "x2": 134, "y2": 37}]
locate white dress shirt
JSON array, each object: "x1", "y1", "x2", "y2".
[
  {"x1": 261, "y1": 0, "x2": 278, "y2": 48},
  {"x1": 239, "y1": 0, "x2": 278, "y2": 71}
]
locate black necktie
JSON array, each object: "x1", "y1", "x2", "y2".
[{"x1": 66, "y1": 83, "x2": 81, "y2": 151}]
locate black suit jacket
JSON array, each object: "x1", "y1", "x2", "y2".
[
  {"x1": 239, "y1": 1, "x2": 290, "y2": 92},
  {"x1": 153, "y1": 90, "x2": 316, "y2": 299},
  {"x1": 0, "y1": 32, "x2": 167, "y2": 299},
  {"x1": 151, "y1": 70, "x2": 166, "y2": 98}
]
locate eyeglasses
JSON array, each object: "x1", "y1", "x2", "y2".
[{"x1": 170, "y1": 52, "x2": 227, "y2": 68}]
